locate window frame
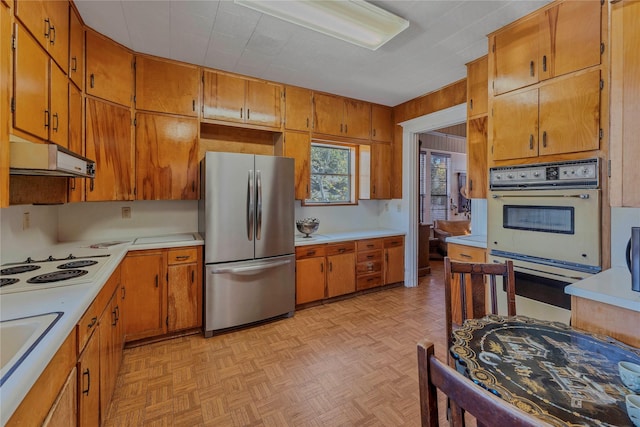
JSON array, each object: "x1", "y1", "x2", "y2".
[{"x1": 303, "y1": 141, "x2": 358, "y2": 206}]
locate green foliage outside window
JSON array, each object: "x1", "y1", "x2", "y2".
[{"x1": 308, "y1": 144, "x2": 351, "y2": 203}]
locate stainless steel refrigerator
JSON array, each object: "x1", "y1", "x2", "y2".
[{"x1": 198, "y1": 152, "x2": 295, "y2": 336}]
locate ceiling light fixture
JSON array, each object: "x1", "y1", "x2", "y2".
[{"x1": 234, "y1": 0, "x2": 409, "y2": 50}]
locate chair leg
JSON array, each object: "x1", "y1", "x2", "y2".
[{"x1": 446, "y1": 356, "x2": 466, "y2": 427}]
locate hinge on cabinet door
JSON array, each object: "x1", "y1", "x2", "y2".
[
  {"x1": 11, "y1": 33, "x2": 16, "y2": 50},
  {"x1": 607, "y1": 159, "x2": 612, "y2": 177},
  {"x1": 132, "y1": 117, "x2": 136, "y2": 126},
  {"x1": 10, "y1": 97, "x2": 15, "y2": 113},
  {"x1": 599, "y1": 129, "x2": 603, "y2": 139},
  {"x1": 601, "y1": 43, "x2": 605, "y2": 54},
  {"x1": 600, "y1": 79, "x2": 604, "y2": 90}
]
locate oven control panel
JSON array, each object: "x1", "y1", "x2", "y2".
[{"x1": 490, "y1": 158, "x2": 599, "y2": 189}]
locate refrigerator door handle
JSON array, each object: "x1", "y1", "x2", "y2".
[
  {"x1": 256, "y1": 170, "x2": 262, "y2": 240},
  {"x1": 210, "y1": 259, "x2": 291, "y2": 275},
  {"x1": 247, "y1": 169, "x2": 254, "y2": 241}
]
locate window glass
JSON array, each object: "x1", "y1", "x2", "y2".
[{"x1": 306, "y1": 143, "x2": 355, "y2": 204}]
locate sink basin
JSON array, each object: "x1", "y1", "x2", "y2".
[
  {"x1": 0, "y1": 312, "x2": 62, "y2": 386},
  {"x1": 134, "y1": 233, "x2": 196, "y2": 245}
]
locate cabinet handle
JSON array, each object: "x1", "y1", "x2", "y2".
[
  {"x1": 44, "y1": 18, "x2": 50, "y2": 38},
  {"x1": 469, "y1": 179, "x2": 473, "y2": 191},
  {"x1": 82, "y1": 368, "x2": 91, "y2": 395},
  {"x1": 529, "y1": 60, "x2": 535, "y2": 77},
  {"x1": 175, "y1": 255, "x2": 190, "y2": 260},
  {"x1": 320, "y1": 263, "x2": 324, "y2": 273},
  {"x1": 306, "y1": 250, "x2": 316, "y2": 256},
  {"x1": 469, "y1": 99, "x2": 473, "y2": 110},
  {"x1": 542, "y1": 131, "x2": 547, "y2": 148},
  {"x1": 89, "y1": 179, "x2": 94, "y2": 192},
  {"x1": 191, "y1": 270, "x2": 195, "y2": 283},
  {"x1": 121, "y1": 285, "x2": 126, "y2": 300},
  {"x1": 345, "y1": 124, "x2": 348, "y2": 134},
  {"x1": 70, "y1": 177, "x2": 76, "y2": 190},
  {"x1": 542, "y1": 55, "x2": 547, "y2": 72},
  {"x1": 49, "y1": 25, "x2": 56, "y2": 44},
  {"x1": 71, "y1": 57, "x2": 77, "y2": 72},
  {"x1": 373, "y1": 129, "x2": 376, "y2": 137},
  {"x1": 367, "y1": 244, "x2": 374, "y2": 248},
  {"x1": 339, "y1": 248, "x2": 345, "y2": 253},
  {"x1": 52, "y1": 113, "x2": 59, "y2": 132},
  {"x1": 44, "y1": 110, "x2": 49, "y2": 129},
  {"x1": 385, "y1": 253, "x2": 389, "y2": 262},
  {"x1": 367, "y1": 255, "x2": 374, "y2": 259},
  {"x1": 373, "y1": 185, "x2": 376, "y2": 195},
  {"x1": 460, "y1": 253, "x2": 472, "y2": 258},
  {"x1": 340, "y1": 123, "x2": 343, "y2": 133},
  {"x1": 529, "y1": 134, "x2": 534, "y2": 150},
  {"x1": 306, "y1": 118, "x2": 309, "y2": 129},
  {"x1": 367, "y1": 277, "x2": 375, "y2": 282},
  {"x1": 87, "y1": 316, "x2": 97, "y2": 328},
  {"x1": 155, "y1": 274, "x2": 159, "y2": 288},
  {"x1": 192, "y1": 100, "x2": 195, "y2": 111},
  {"x1": 329, "y1": 262, "x2": 333, "y2": 272},
  {"x1": 240, "y1": 108, "x2": 243, "y2": 119},
  {"x1": 247, "y1": 109, "x2": 250, "y2": 120},
  {"x1": 90, "y1": 74, "x2": 95, "y2": 89},
  {"x1": 112, "y1": 308, "x2": 117, "y2": 326},
  {"x1": 115, "y1": 305, "x2": 120, "y2": 322}
]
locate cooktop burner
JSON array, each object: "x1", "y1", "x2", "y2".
[
  {"x1": 27, "y1": 269, "x2": 88, "y2": 284},
  {"x1": 0, "y1": 265, "x2": 41, "y2": 275},
  {"x1": 0, "y1": 278, "x2": 19, "y2": 287},
  {"x1": 57, "y1": 260, "x2": 98, "y2": 269}
]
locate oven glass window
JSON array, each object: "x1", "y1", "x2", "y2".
[{"x1": 503, "y1": 205, "x2": 574, "y2": 234}]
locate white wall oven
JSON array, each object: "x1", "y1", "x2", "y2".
[{"x1": 488, "y1": 158, "x2": 601, "y2": 324}]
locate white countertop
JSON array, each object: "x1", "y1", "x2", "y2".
[
  {"x1": 294, "y1": 228, "x2": 405, "y2": 246},
  {"x1": 445, "y1": 234, "x2": 487, "y2": 249},
  {"x1": 0, "y1": 233, "x2": 203, "y2": 425},
  {"x1": 565, "y1": 267, "x2": 640, "y2": 313}
]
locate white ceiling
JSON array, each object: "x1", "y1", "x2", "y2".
[{"x1": 74, "y1": 0, "x2": 551, "y2": 107}]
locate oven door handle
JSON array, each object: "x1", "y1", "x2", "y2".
[
  {"x1": 491, "y1": 259, "x2": 585, "y2": 282},
  {"x1": 492, "y1": 194, "x2": 590, "y2": 199}
]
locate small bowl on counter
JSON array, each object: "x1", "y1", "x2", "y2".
[{"x1": 296, "y1": 218, "x2": 320, "y2": 238}]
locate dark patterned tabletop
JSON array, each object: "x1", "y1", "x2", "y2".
[{"x1": 451, "y1": 315, "x2": 640, "y2": 427}]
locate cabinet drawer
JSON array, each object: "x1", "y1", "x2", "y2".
[
  {"x1": 383, "y1": 236, "x2": 404, "y2": 248},
  {"x1": 356, "y1": 273, "x2": 382, "y2": 290},
  {"x1": 167, "y1": 248, "x2": 198, "y2": 265},
  {"x1": 447, "y1": 244, "x2": 486, "y2": 262},
  {"x1": 357, "y1": 239, "x2": 383, "y2": 251},
  {"x1": 357, "y1": 250, "x2": 382, "y2": 263},
  {"x1": 295, "y1": 245, "x2": 326, "y2": 259},
  {"x1": 356, "y1": 260, "x2": 382, "y2": 275},
  {"x1": 326, "y1": 242, "x2": 355, "y2": 256}
]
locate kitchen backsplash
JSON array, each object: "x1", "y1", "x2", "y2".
[
  {"x1": 295, "y1": 200, "x2": 385, "y2": 233},
  {"x1": 0, "y1": 205, "x2": 59, "y2": 263}
]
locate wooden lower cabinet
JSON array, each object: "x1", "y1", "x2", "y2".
[
  {"x1": 326, "y1": 243, "x2": 356, "y2": 298},
  {"x1": 295, "y1": 245, "x2": 326, "y2": 304},
  {"x1": 167, "y1": 247, "x2": 203, "y2": 331},
  {"x1": 383, "y1": 236, "x2": 404, "y2": 285},
  {"x1": 78, "y1": 326, "x2": 100, "y2": 427},
  {"x1": 571, "y1": 296, "x2": 640, "y2": 348},
  {"x1": 447, "y1": 243, "x2": 487, "y2": 325},
  {"x1": 356, "y1": 238, "x2": 384, "y2": 290},
  {"x1": 43, "y1": 367, "x2": 77, "y2": 427}
]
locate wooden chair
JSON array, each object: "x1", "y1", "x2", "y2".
[{"x1": 417, "y1": 340, "x2": 550, "y2": 427}]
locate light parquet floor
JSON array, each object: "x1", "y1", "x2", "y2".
[{"x1": 103, "y1": 261, "x2": 451, "y2": 427}]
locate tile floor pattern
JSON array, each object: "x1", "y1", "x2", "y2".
[{"x1": 103, "y1": 261, "x2": 451, "y2": 426}]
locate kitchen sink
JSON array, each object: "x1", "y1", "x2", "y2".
[{"x1": 0, "y1": 312, "x2": 62, "y2": 386}]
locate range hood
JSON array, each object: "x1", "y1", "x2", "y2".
[{"x1": 10, "y1": 140, "x2": 95, "y2": 178}]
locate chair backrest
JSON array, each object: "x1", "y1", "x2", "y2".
[
  {"x1": 417, "y1": 340, "x2": 550, "y2": 427},
  {"x1": 444, "y1": 257, "x2": 516, "y2": 348}
]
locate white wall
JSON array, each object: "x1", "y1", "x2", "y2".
[
  {"x1": 611, "y1": 207, "x2": 640, "y2": 268},
  {"x1": 0, "y1": 205, "x2": 58, "y2": 263},
  {"x1": 295, "y1": 200, "x2": 385, "y2": 234}
]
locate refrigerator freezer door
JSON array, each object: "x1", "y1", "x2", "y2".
[
  {"x1": 204, "y1": 255, "x2": 295, "y2": 335},
  {"x1": 254, "y1": 155, "x2": 295, "y2": 259},
  {"x1": 202, "y1": 152, "x2": 256, "y2": 264}
]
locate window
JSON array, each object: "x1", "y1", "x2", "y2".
[
  {"x1": 430, "y1": 153, "x2": 450, "y2": 222},
  {"x1": 306, "y1": 143, "x2": 356, "y2": 205}
]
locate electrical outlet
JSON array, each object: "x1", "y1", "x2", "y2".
[
  {"x1": 122, "y1": 207, "x2": 131, "y2": 219},
  {"x1": 23, "y1": 212, "x2": 30, "y2": 230}
]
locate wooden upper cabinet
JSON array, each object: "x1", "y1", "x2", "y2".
[
  {"x1": 492, "y1": 1, "x2": 601, "y2": 95},
  {"x1": 135, "y1": 56, "x2": 200, "y2": 117},
  {"x1": 13, "y1": 23, "x2": 49, "y2": 141},
  {"x1": 69, "y1": 6, "x2": 84, "y2": 90},
  {"x1": 466, "y1": 56, "x2": 488, "y2": 117},
  {"x1": 492, "y1": 88, "x2": 539, "y2": 161},
  {"x1": 313, "y1": 93, "x2": 371, "y2": 140},
  {"x1": 283, "y1": 131, "x2": 310, "y2": 200},
  {"x1": 68, "y1": 84, "x2": 84, "y2": 202},
  {"x1": 135, "y1": 113, "x2": 199, "y2": 200},
  {"x1": 15, "y1": 0, "x2": 69, "y2": 71},
  {"x1": 202, "y1": 70, "x2": 282, "y2": 129},
  {"x1": 284, "y1": 86, "x2": 312, "y2": 131},
  {"x1": 466, "y1": 116, "x2": 488, "y2": 199},
  {"x1": 86, "y1": 30, "x2": 133, "y2": 107},
  {"x1": 49, "y1": 62, "x2": 68, "y2": 146},
  {"x1": 371, "y1": 142, "x2": 392, "y2": 199},
  {"x1": 371, "y1": 104, "x2": 392, "y2": 142},
  {"x1": 85, "y1": 97, "x2": 134, "y2": 201}
]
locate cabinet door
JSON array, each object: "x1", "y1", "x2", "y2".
[
  {"x1": 538, "y1": 70, "x2": 600, "y2": 156},
  {"x1": 467, "y1": 56, "x2": 488, "y2": 117},
  {"x1": 285, "y1": 86, "x2": 312, "y2": 131},
  {"x1": 492, "y1": 88, "x2": 538, "y2": 161},
  {"x1": 167, "y1": 263, "x2": 201, "y2": 331},
  {"x1": 14, "y1": 24, "x2": 49, "y2": 141},
  {"x1": 371, "y1": 104, "x2": 392, "y2": 142},
  {"x1": 448, "y1": 244, "x2": 486, "y2": 325},
  {"x1": 312, "y1": 93, "x2": 343, "y2": 136},
  {"x1": 14, "y1": 0, "x2": 48, "y2": 53},
  {"x1": 86, "y1": 30, "x2": 133, "y2": 107},
  {"x1": 49, "y1": 62, "x2": 68, "y2": 146},
  {"x1": 539, "y1": 0, "x2": 601, "y2": 81},
  {"x1": 466, "y1": 116, "x2": 487, "y2": 199},
  {"x1": 295, "y1": 257, "x2": 325, "y2": 304},
  {"x1": 85, "y1": 97, "x2": 134, "y2": 201},
  {"x1": 121, "y1": 251, "x2": 166, "y2": 341},
  {"x1": 344, "y1": 98, "x2": 370, "y2": 140},
  {"x1": 42, "y1": 367, "x2": 77, "y2": 427},
  {"x1": 371, "y1": 143, "x2": 391, "y2": 199},
  {"x1": 68, "y1": 84, "x2": 84, "y2": 202},
  {"x1": 78, "y1": 328, "x2": 100, "y2": 427},
  {"x1": 284, "y1": 131, "x2": 310, "y2": 200},
  {"x1": 69, "y1": 7, "x2": 84, "y2": 90},
  {"x1": 135, "y1": 113, "x2": 199, "y2": 200},
  {"x1": 202, "y1": 71, "x2": 245, "y2": 122},
  {"x1": 492, "y1": 14, "x2": 539, "y2": 95},
  {"x1": 135, "y1": 56, "x2": 200, "y2": 116},
  {"x1": 44, "y1": 0, "x2": 68, "y2": 71},
  {"x1": 326, "y1": 253, "x2": 355, "y2": 298},
  {"x1": 99, "y1": 295, "x2": 115, "y2": 419},
  {"x1": 246, "y1": 80, "x2": 282, "y2": 128},
  {"x1": 384, "y1": 246, "x2": 404, "y2": 285}
]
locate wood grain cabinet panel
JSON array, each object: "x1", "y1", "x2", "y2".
[
  {"x1": 466, "y1": 116, "x2": 487, "y2": 199},
  {"x1": 284, "y1": 131, "x2": 310, "y2": 200},
  {"x1": 284, "y1": 86, "x2": 312, "y2": 131},
  {"x1": 49, "y1": 62, "x2": 68, "y2": 146},
  {"x1": 68, "y1": 84, "x2": 84, "y2": 202},
  {"x1": 135, "y1": 113, "x2": 199, "y2": 200},
  {"x1": 135, "y1": 56, "x2": 200, "y2": 116},
  {"x1": 371, "y1": 142, "x2": 391, "y2": 199},
  {"x1": 383, "y1": 236, "x2": 404, "y2": 285},
  {"x1": 295, "y1": 256, "x2": 326, "y2": 304},
  {"x1": 42, "y1": 367, "x2": 77, "y2": 427},
  {"x1": 246, "y1": 79, "x2": 282, "y2": 128},
  {"x1": 15, "y1": 0, "x2": 68, "y2": 71},
  {"x1": 85, "y1": 97, "x2": 134, "y2": 201},
  {"x1": 371, "y1": 104, "x2": 392, "y2": 142},
  {"x1": 343, "y1": 98, "x2": 370, "y2": 140},
  {"x1": 327, "y1": 252, "x2": 355, "y2": 298},
  {"x1": 466, "y1": 56, "x2": 488, "y2": 118},
  {"x1": 448, "y1": 243, "x2": 486, "y2": 325},
  {"x1": 167, "y1": 262, "x2": 202, "y2": 331},
  {"x1": 68, "y1": 6, "x2": 84, "y2": 90},
  {"x1": 492, "y1": 88, "x2": 539, "y2": 161},
  {"x1": 313, "y1": 93, "x2": 371, "y2": 140},
  {"x1": 86, "y1": 29, "x2": 133, "y2": 107},
  {"x1": 77, "y1": 326, "x2": 100, "y2": 427}
]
